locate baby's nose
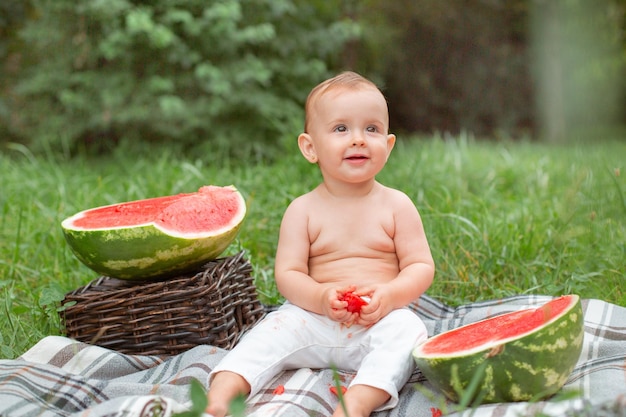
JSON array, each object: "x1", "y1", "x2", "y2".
[{"x1": 352, "y1": 133, "x2": 365, "y2": 146}]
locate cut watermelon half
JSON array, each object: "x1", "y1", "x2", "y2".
[
  {"x1": 61, "y1": 185, "x2": 246, "y2": 280},
  {"x1": 413, "y1": 294, "x2": 584, "y2": 404}
]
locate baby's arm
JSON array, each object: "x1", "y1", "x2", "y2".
[
  {"x1": 357, "y1": 191, "x2": 435, "y2": 326},
  {"x1": 274, "y1": 197, "x2": 353, "y2": 323}
]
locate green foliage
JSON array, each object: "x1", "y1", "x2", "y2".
[
  {"x1": 530, "y1": 0, "x2": 626, "y2": 141},
  {"x1": 8, "y1": 0, "x2": 358, "y2": 159},
  {"x1": 3, "y1": 0, "x2": 624, "y2": 148},
  {"x1": 169, "y1": 377, "x2": 246, "y2": 417},
  {"x1": 348, "y1": 0, "x2": 626, "y2": 139},
  {"x1": 331, "y1": 366, "x2": 349, "y2": 416},
  {"x1": 392, "y1": 135, "x2": 626, "y2": 306},
  {"x1": 0, "y1": 1, "x2": 29, "y2": 60},
  {"x1": 348, "y1": 0, "x2": 535, "y2": 137},
  {"x1": 172, "y1": 379, "x2": 207, "y2": 417}
]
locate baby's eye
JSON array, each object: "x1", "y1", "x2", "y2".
[
  {"x1": 366, "y1": 126, "x2": 378, "y2": 133},
  {"x1": 334, "y1": 125, "x2": 347, "y2": 132}
]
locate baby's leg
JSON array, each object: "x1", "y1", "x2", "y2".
[
  {"x1": 332, "y1": 384, "x2": 390, "y2": 417},
  {"x1": 205, "y1": 371, "x2": 250, "y2": 417},
  {"x1": 206, "y1": 303, "x2": 332, "y2": 416},
  {"x1": 343, "y1": 309, "x2": 428, "y2": 414}
]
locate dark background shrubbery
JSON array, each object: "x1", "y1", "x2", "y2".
[{"x1": 1, "y1": 0, "x2": 625, "y2": 159}]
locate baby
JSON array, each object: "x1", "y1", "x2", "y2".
[{"x1": 206, "y1": 71, "x2": 435, "y2": 417}]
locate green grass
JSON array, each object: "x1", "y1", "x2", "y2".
[{"x1": 1, "y1": 135, "x2": 625, "y2": 359}]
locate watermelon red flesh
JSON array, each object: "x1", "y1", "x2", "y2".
[
  {"x1": 61, "y1": 185, "x2": 246, "y2": 280},
  {"x1": 419, "y1": 295, "x2": 573, "y2": 356},
  {"x1": 69, "y1": 186, "x2": 239, "y2": 236},
  {"x1": 339, "y1": 291, "x2": 369, "y2": 313},
  {"x1": 412, "y1": 295, "x2": 584, "y2": 404}
]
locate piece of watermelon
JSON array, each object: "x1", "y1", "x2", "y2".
[
  {"x1": 61, "y1": 185, "x2": 246, "y2": 280},
  {"x1": 412, "y1": 294, "x2": 584, "y2": 404},
  {"x1": 339, "y1": 291, "x2": 369, "y2": 313}
]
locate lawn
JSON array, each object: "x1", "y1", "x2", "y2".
[{"x1": 1, "y1": 135, "x2": 625, "y2": 359}]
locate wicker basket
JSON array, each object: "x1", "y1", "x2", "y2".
[{"x1": 61, "y1": 251, "x2": 266, "y2": 356}]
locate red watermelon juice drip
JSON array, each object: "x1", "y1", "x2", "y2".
[{"x1": 421, "y1": 296, "x2": 572, "y2": 355}]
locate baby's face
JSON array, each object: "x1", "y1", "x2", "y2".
[{"x1": 306, "y1": 87, "x2": 395, "y2": 184}]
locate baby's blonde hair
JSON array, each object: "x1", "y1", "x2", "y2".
[{"x1": 304, "y1": 71, "x2": 384, "y2": 133}]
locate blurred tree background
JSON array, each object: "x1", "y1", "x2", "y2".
[{"x1": 1, "y1": 0, "x2": 625, "y2": 158}]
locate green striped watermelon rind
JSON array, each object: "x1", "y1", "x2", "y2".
[
  {"x1": 412, "y1": 295, "x2": 584, "y2": 404},
  {"x1": 61, "y1": 186, "x2": 246, "y2": 280}
]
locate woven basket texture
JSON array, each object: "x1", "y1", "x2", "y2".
[{"x1": 62, "y1": 251, "x2": 266, "y2": 356}]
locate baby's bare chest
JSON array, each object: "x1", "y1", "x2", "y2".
[{"x1": 308, "y1": 209, "x2": 396, "y2": 256}]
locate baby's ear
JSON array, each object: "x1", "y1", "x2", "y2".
[
  {"x1": 298, "y1": 133, "x2": 318, "y2": 163},
  {"x1": 386, "y1": 133, "x2": 396, "y2": 160}
]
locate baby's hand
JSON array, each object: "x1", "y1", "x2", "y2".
[
  {"x1": 337, "y1": 288, "x2": 370, "y2": 327},
  {"x1": 321, "y1": 286, "x2": 357, "y2": 323},
  {"x1": 354, "y1": 285, "x2": 394, "y2": 326}
]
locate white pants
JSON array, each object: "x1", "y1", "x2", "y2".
[{"x1": 209, "y1": 302, "x2": 427, "y2": 410}]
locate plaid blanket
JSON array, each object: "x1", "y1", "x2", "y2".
[{"x1": 1, "y1": 294, "x2": 625, "y2": 417}]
